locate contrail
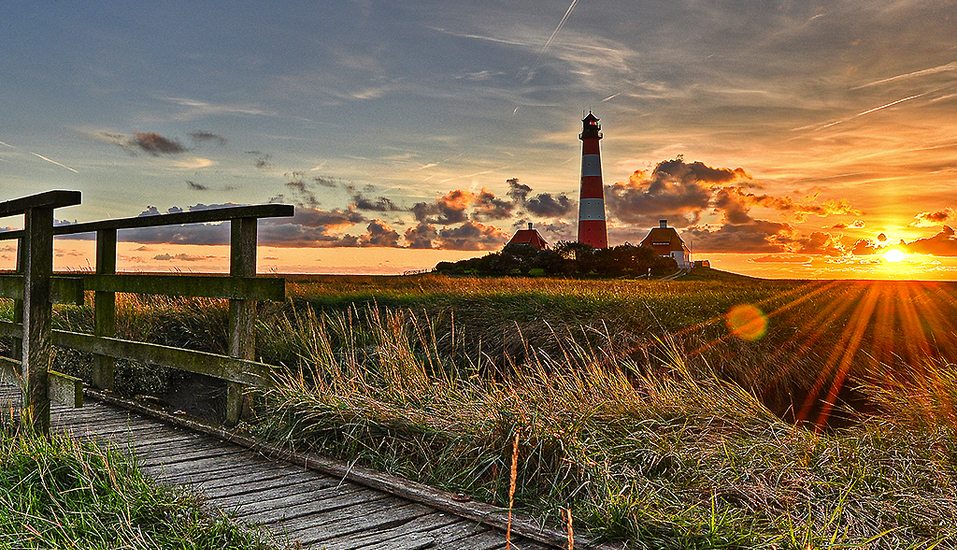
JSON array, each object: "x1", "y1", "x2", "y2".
[
  {"x1": 856, "y1": 93, "x2": 924, "y2": 116},
  {"x1": 31, "y1": 152, "x2": 79, "y2": 173},
  {"x1": 809, "y1": 92, "x2": 927, "y2": 131},
  {"x1": 525, "y1": 0, "x2": 581, "y2": 81},
  {"x1": 852, "y1": 61, "x2": 957, "y2": 89}
]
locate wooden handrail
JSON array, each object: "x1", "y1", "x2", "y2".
[
  {"x1": 0, "y1": 203, "x2": 293, "y2": 241},
  {"x1": 0, "y1": 190, "x2": 294, "y2": 433},
  {"x1": 0, "y1": 190, "x2": 81, "y2": 217}
]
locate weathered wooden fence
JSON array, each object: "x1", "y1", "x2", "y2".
[{"x1": 0, "y1": 190, "x2": 293, "y2": 434}]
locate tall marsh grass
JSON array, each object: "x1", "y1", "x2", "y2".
[{"x1": 254, "y1": 306, "x2": 957, "y2": 548}]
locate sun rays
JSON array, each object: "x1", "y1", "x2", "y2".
[{"x1": 665, "y1": 280, "x2": 957, "y2": 429}]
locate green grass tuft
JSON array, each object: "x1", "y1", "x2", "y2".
[{"x1": 0, "y1": 422, "x2": 276, "y2": 550}]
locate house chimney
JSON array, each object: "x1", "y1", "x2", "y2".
[
  {"x1": 528, "y1": 222, "x2": 533, "y2": 230},
  {"x1": 659, "y1": 219, "x2": 667, "y2": 228}
]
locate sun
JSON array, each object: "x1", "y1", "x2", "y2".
[{"x1": 883, "y1": 248, "x2": 907, "y2": 263}]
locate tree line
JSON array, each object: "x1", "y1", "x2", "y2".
[{"x1": 435, "y1": 241, "x2": 678, "y2": 277}]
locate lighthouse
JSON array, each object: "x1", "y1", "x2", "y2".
[{"x1": 577, "y1": 111, "x2": 608, "y2": 248}]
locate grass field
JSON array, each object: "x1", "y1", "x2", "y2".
[
  {"x1": 4, "y1": 269, "x2": 957, "y2": 548},
  {"x1": 0, "y1": 418, "x2": 275, "y2": 550}
]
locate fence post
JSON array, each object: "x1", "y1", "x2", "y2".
[
  {"x1": 92, "y1": 229, "x2": 116, "y2": 390},
  {"x1": 21, "y1": 205, "x2": 55, "y2": 434},
  {"x1": 226, "y1": 216, "x2": 257, "y2": 426},
  {"x1": 12, "y1": 237, "x2": 24, "y2": 361}
]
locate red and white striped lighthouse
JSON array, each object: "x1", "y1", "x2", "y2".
[{"x1": 577, "y1": 111, "x2": 608, "y2": 248}]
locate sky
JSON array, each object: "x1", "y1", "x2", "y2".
[{"x1": 1, "y1": 0, "x2": 956, "y2": 279}]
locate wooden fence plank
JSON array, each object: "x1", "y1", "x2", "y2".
[
  {"x1": 52, "y1": 330, "x2": 274, "y2": 386},
  {"x1": 0, "y1": 190, "x2": 81, "y2": 216},
  {"x1": 50, "y1": 204, "x2": 293, "y2": 235},
  {"x1": 0, "y1": 276, "x2": 83, "y2": 304},
  {"x1": 81, "y1": 273, "x2": 285, "y2": 301}
]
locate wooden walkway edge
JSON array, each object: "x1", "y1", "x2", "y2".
[{"x1": 2, "y1": 385, "x2": 603, "y2": 550}]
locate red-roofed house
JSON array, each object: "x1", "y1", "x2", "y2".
[
  {"x1": 639, "y1": 220, "x2": 691, "y2": 268},
  {"x1": 506, "y1": 223, "x2": 548, "y2": 250}
]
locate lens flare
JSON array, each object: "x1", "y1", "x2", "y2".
[{"x1": 725, "y1": 304, "x2": 768, "y2": 341}]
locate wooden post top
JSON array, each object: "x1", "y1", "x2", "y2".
[{"x1": 0, "y1": 190, "x2": 81, "y2": 218}]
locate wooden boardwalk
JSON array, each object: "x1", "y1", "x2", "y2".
[{"x1": 0, "y1": 385, "x2": 561, "y2": 550}]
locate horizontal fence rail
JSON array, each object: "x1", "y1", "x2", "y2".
[{"x1": 0, "y1": 190, "x2": 293, "y2": 434}]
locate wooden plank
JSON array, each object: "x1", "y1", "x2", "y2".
[
  {"x1": 163, "y1": 462, "x2": 302, "y2": 488},
  {"x1": 319, "y1": 511, "x2": 462, "y2": 550},
  {"x1": 285, "y1": 500, "x2": 432, "y2": 545},
  {"x1": 208, "y1": 475, "x2": 341, "y2": 507},
  {"x1": 0, "y1": 275, "x2": 83, "y2": 303},
  {"x1": 241, "y1": 487, "x2": 386, "y2": 524},
  {"x1": 52, "y1": 204, "x2": 294, "y2": 235},
  {"x1": 211, "y1": 482, "x2": 366, "y2": 516},
  {"x1": 0, "y1": 361, "x2": 79, "y2": 408},
  {"x1": 0, "y1": 190, "x2": 81, "y2": 217},
  {"x1": 52, "y1": 330, "x2": 274, "y2": 386},
  {"x1": 137, "y1": 444, "x2": 247, "y2": 467},
  {"x1": 195, "y1": 471, "x2": 320, "y2": 499},
  {"x1": 47, "y1": 370, "x2": 82, "y2": 408},
  {"x1": 430, "y1": 529, "x2": 521, "y2": 550},
  {"x1": 140, "y1": 452, "x2": 273, "y2": 479},
  {"x1": 81, "y1": 274, "x2": 285, "y2": 301}
]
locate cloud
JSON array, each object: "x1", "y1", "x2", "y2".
[
  {"x1": 190, "y1": 131, "x2": 227, "y2": 146},
  {"x1": 750, "y1": 255, "x2": 813, "y2": 264},
  {"x1": 851, "y1": 238, "x2": 881, "y2": 255},
  {"x1": 353, "y1": 194, "x2": 402, "y2": 212},
  {"x1": 412, "y1": 189, "x2": 474, "y2": 225},
  {"x1": 358, "y1": 219, "x2": 401, "y2": 247},
  {"x1": 102, "y1": 131, "x2": 188, "y2": 155},
  {"x1": 721, "y1": 189, "x2": 860, "y2": 222},
  {"x1": 172, "y1": 157, "x2": 216, "y2": 169},
  {"x1": 436, "y1": 220, "x2": 509, "y2": 250},
  {"x1": 405, "y1": 222, "x2": 438, "y2": 249},
  {"x1": 686, "y1": 219, "x2": 796, "y2": 253},
  {"x1": 134, "y1": 132, "x2": 188, "y2": 155},
  {"x1": 911, "y1": 208, "x2": 956, "y2": 227},
  {"x1": 605, "y1": 158, "x2": 734, "y2": 226},
  {"x1": 152, "y1": 253, "x2": 215, "y2": 262},
  {"x1": 832, "y1": 220, "x2": 865, "y2": 229},
  {"x1": 902, "y1": 226, "x2": 957, "y2": 256},
  {"x1": 248, "y1": 151, "x2": 272, "y2": 169},
  {"x1": 186, "y1": 180, "x2": 209, "y2": 191},
  {"x1": 472, "y1": 188, "x2": 514, "y2": 221},
  {"x1": 607, "y1": 158, "x2": 858, "y2": 231},
  {"x1": 795, "y1": 231, "x2": 845, "y2": 256},
  {"x1": 505, "y1": 178, "x2": 575, "y2": 218},
  {"x1": 257, "y1": 207, "x2": 366, "y2": 248}
]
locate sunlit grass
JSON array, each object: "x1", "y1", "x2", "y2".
[
  {"x1": 0, "y1": 422, "x2": 276, "y2": 550},
  {"x1": 5, "y1": 272, "x2": 957, "y2": 547},
  {"x1": 253, "y1": 306, "x2": 957, "y2": 548}
]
